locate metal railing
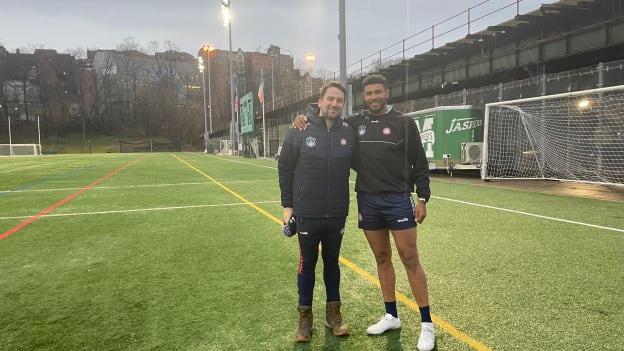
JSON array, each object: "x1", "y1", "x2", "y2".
[
  {"x1": 263, "y1": 0, "x2": 531, "y2": 115},
  {"x1": 348, "y1": 0, "x2": 527, "y2": 77}
]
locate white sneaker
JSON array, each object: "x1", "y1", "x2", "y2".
[
  {"x1": 366, "y1": 313, "x2": 401, "y2": 335},
  {"x1": 417, "y1": 322, "x2": 435, "y2": 351}
]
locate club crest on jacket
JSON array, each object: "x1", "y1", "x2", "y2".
[
  {"x1": 305, "y1": 136, "x2": 317, "y2": 148},
  {"x1": 358, "y1": 125, "x2": 367, "y2": 136}
]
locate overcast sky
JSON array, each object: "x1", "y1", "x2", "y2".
[{"x1": 1, "y1": 0, "x2": 556, "y2": 73}]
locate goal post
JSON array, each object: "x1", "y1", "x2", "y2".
[
  {"x1": 2, "y1": 116, "x2": 43, "y2": 156},
  {"x1": 482, "y1": 85, "x2": 624, "y2": 186},
  {"x1": 0, "y1": 144, "x2": 42, "y2": 156}
]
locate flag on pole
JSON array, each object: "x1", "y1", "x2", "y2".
[{"x1": 258, "y1": 69, "x2": 265, "y2": 104}]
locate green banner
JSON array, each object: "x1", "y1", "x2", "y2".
[{"x1": 240, "y1": 92, "x2": 254, "y2": 134}]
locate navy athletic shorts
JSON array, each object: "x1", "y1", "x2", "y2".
[{"x1": 357, "y1": 192, "x2": 416, "y2": 230}]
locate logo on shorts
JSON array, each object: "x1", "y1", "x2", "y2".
[
  {"x1": 340, "y1": 228, "x2": 345, "y2": 236},
  {"x1": 358, "y1": 125, "x2": 367, "y2": 136},
  {"x1": 382, "y1": 127, "x2": 391, "y2": 135},
  {"x1": 358, "y1": 213, "x2": 363, "y2": 221},
  {"x1": 397, "y1": 218, "x2": 409, "y2": 223},
  {"x1": 304, "y1": 136, "x2": 317, "y2": 148},
  {"x1": 340, "y1": 138, "x2": 347, "y2": 146},
  {"x1": 299, "y1": 231, "x2": 309, "y2": 235}
]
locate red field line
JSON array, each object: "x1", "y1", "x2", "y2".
[{"x1": 0, "y1": 158, "x2": 142, "y2": 241}]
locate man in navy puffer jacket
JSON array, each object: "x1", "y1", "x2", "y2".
[{"x1": 278, "y1": 81, "x2": 356, "y2": 342}]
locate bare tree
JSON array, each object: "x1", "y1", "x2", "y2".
[
  {"x1": 116, "y1": 37, "x2": 142, "y2": 52},
  {"x1": 162, "y1": 40, "x2": 179, "y2": 52},
  {"x1": 314, "y1": 68, "x2": 337, "y2": 81},
  {"x1": 93, "y1": 52, "x2": 118, "y2": 132},
  {"x1": 89, "y1": 39, "x2": 202, "y2": 146},
  {"x1": 63, "y1": 46, "x2": 87, "y2": 59},
  {"x1": 146, "y1": 41, "x2": 160, "y2": 55}
]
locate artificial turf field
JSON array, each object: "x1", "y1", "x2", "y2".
[{"x1": 1, "y1": 153, "x2": 623, "y2": 351}]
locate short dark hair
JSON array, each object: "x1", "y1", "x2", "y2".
[
  {"x1": 319, "y1": 80, "x2": 346, "y2": 99},
  {"x1": 362, "y1": 74, "x2": 388, "y2": 89}
]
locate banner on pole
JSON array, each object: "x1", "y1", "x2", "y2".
[{"x1": 240, "y1": 92, "x2": 254, "y2": 134}]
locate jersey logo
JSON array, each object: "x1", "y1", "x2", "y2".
[
  {"x1": 304, "y1": 136, "x2": 317, "y2": 148},
  {"x1": 340, "y1": 138, "x2": 347, "y2": 146},
  {"x1": 358, "y1": 125, "x2": 367, "y2": 136},
  {"x1": 382, "y1": 127, "x2": 391, "y2": 135}
]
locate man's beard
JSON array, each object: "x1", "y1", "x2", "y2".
[
  {"x1": 367, "y1": 99, "x2": 386, "y2": 114},
  {"x1": 322, "y1": 108, "x2": 341, "y2": 119}
]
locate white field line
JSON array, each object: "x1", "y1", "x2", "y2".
[
  {"x1": 0, "y1": 164, "x2": 49, "y2": 173},
  {"x1": 433, "y1": 196, "x2": 624, "y2": 233},
  {"x1": 430, "y1": 177, "x2": 623, "y2": 203},
  {"x1": 0, "y1": 161, "x2": 110, "y2": 174},
  {"x1": 0, "y1": 179, "x2": 275, "y2": 194},
  {"x1": 0, "y1": 200, "x2": 281, "y2": 220},
  {"x1": 203, "y1": 155, "x2": 624, "y2": 234},
  {"x1": 202, "y1": 154, "x2": 279, "y2": 170}
]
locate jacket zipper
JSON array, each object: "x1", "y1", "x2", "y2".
[{"x1": 326, "y1": 127, "x2": 331, "y2": 219}]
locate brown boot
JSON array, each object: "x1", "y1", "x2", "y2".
[
  {"x1": 294, "y1": 306, "x2": 313, "y2": 342},
  {"x1": 325, "y1": 301, "x2": 349, "y2": 336}
]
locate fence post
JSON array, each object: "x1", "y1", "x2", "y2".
[
  {"x1": 597, "y1": 62, "x2": 604, "y2": 88},
  {"x1": 402, "y1": 39, "x2": 405, "y2": 61}
]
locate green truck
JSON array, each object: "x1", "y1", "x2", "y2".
[{"x1": 406, "y1": 105, "x2": 484, "y2": 176}]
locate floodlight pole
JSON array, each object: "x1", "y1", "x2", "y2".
[
  {"x1": 200, "y1": 61, "x2": 209, "y2": 153},
  {"x1": 339, "y1": 0, "x2": 347, "y2": 115},
  {"x1": 224, "y1": 0, "x2": 236, "y2": 155},
  {"x1": 8, "y1": 115, "x2": 12, "y2": 156},
  {"x1": 37, "y1": 115, "x2": 41, "y2": 155}
]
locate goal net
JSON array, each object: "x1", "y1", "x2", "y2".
[
  {"x1": 482, "y1": 85, "x2": 624, "y2": 186},
  {"x1": 218, "y1": 140, "x2": 232, "y2": 155},
  {"x1": 119, "y1": 139, "x2": 175, "y2": 153},
  {"x1": 0, "y1": 144, "x2": 42, "y2": 156}
]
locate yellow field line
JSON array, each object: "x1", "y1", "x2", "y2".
[{"x1": 173, "y1": 154, "x2": 492, "y2": 351}]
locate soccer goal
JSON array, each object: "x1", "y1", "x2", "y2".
[
  {"x1": 119, "y1": 139, "x2": 175, "y2": 153},
  {"x1": 482, "y1": 85, "x2": 624, "y2": 186},
  {"x1": 219, "y1": 140, "x2": 232, "y2": 155},
  {"x1": 0, "y1": 144, "x2": 42, "y2": 156}
]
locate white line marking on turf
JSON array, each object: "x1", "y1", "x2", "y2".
[
  {"x1": 432, "y1": 196, "x2": 624, "y2": 233},
  {"x1": 202, "y1": 155, "x2": 624, "y2": 234},
  {"x1": 0, "y1": 200, "x2": 281, "y2": 220},
  {"x1": 202, "y1": 154, "x2": 278, "y2": 170},
  {"x1": 0, "y1": 179, "x2": 275, "y2": 194}
]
